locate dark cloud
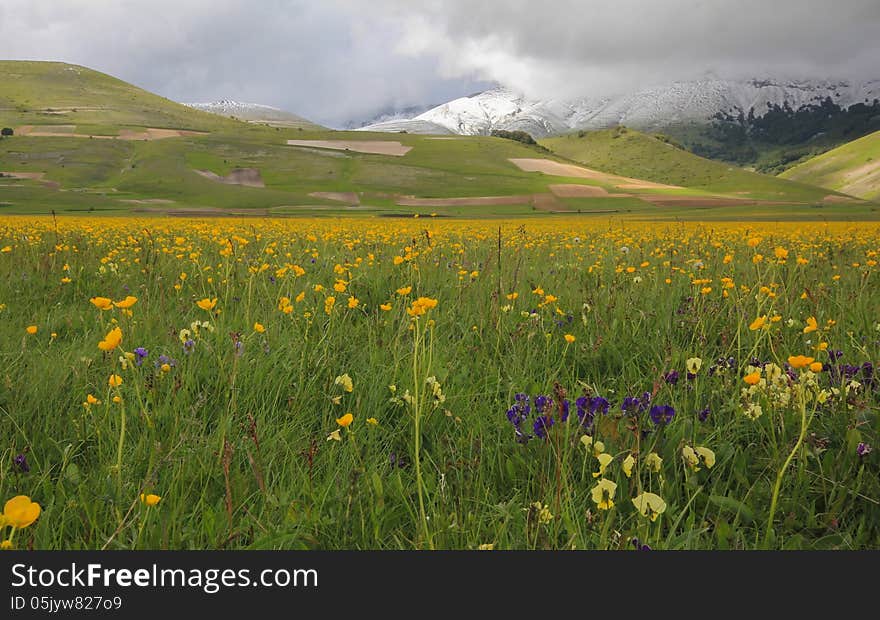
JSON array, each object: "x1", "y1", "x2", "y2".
[
  {"x1": 1, "y1": 1, "x2": 877, "y2": 125},
  {"x1": 378, "y1": 0, "x2": 880, "y2": 98},
  {"x1": 0, "y1": 0, "x2": 488, "y2": 126}
]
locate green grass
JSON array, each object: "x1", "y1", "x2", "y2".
[
  {"x1": 0, "y1": 217, "x2": 878, "y2": 550},
  {"x1": 781, "y1": 130, "x2": 880, "y2": 202}
]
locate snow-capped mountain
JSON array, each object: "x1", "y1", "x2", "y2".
[
  {"x1": 345, "y1": 103, "x2": 437, "y2": 129},
  {"x1": 359, "y1": 78, "x2": 880, "y2": 137},
  {"x1": 185, "y1": 100, "x2": 321, "y2": 129}
]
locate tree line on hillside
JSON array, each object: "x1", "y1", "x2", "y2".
[{"x1": 688, "y1": 97, "x2": 880, "y2": 173}]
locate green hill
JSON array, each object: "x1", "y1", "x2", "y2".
[
  {"x1": 541, "y1": 127, "x2": 842, "y2": 203},
  {"x1": 780, "y1": 130, "x2": 880, "y2": 202},
  {"x1": 0, "y1": 61, "x2": 875, "y2": 220},
  {"x1": 0, "y1": 60, "x2": 245, "y2": 133}
]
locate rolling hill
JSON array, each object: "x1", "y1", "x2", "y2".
[
  {"x1": 0, "y1": 61, "x2": 873, "y2": 220},
  {"x1": 540, "y1": 127, "x2": 840, "y2": 202},
  {"x1": 780, "y1": 130, "x2": 880, "y2": 202}
]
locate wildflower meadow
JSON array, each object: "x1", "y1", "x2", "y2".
[{"x1": 0, "y1": 216, "x2": 878, "y2": 550}]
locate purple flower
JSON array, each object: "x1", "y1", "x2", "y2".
[
  {"x1": 134, "y1": 347, "x2": 148, "y2": 366},
  {"x1": 576, "y1": 396, "x2": 594, "y2": 428},
  {"x1": 621, "y1": 396, "x2": 641, "y2": 415},
  {"x1": 183, "y1": 339, "x2": 195, "y2": 354},
  {"x1": 156, "y1": 354, "x2": 177, "y2": 368},
  {"x1": 828, "y1": 349, "x2": 844, "y2": 363},
  {"x1": 631, "y1": 537, "x2": 652, "y2": 551},
  {"x1": 590, "y1": 396, "x2": 610, "y2": 415},
  {"x1": 13, "y1": 453, "x2": 29, "y2": 473},
  {"x1": 534, "y1": 395, "x2": 553, "y2": 414},
  {"x1": 664, "y1": 370, "x2": 680, "y2": 385},
  {"x1": 857, "y1": 442, "x2": 872, "y2": 457},
  {"x1": 560, "y1": 399, "x2": 571, "y2": 422},
  {"x1": 649, "y1": 404, "x2": 675, "y2": 426},
  {"x1": 533, "y1": 415, "x2": 554, "y2": 439},
  {"x1": 698, "y1": 406, "x2": 711, "y2": 422}
]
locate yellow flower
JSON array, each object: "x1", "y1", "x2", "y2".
[
  {"x1": 324, "y1": 296, "x2": 336, "y2": 315},
  {"x1": 644, "y1": 452, "x2": 663, "y2": 472},
  {"x1": 86, "y1": 394, "x2": 101, "y2": 406},
  {"x1": 366, "y1": 417, "x2": 378, "y2": 426},
  {"x1": 592, "y1": 452, "x2": 613, "y2": 478},
  {"x1": 682, "y1": 445, "x2": 700, "y2": 471},
  {"x1": 333, "y1": 281, "x2": 347, "y2": 293},
  {"x1": 108, "y1": 374, "x2": 123, "y2": 387},
  {"x1": 334, "y1": 373, "x2": 354, "y2": 393},
  {"x1": 336, "y1": 413, "x2": 354, "y2": 427},
  {"x1": 90, "y1": 296, "x2": 113, "y2": 310},
  {"x1": 749, "y1": 316, "x2": 767, "y2": 331},
  {"x1": 3, "y1": 495, "x2": 41, "y2": 528},
  {"x1": 196, "y1": 297, "x2": 217, "y2": 311},
  {"x1": 113, "y1": 296, "x2": 138, "y2": 309},
  {"x1": 686, "y1": 357, "x2": 702, "y2": 375},
  {"x1": 253, "y1": 322, "x2": 266, "y2": 333},
  {"x1": 25, "y1": 325, "x2": 37, "y2": 335},
  {"x1": 326, "y1": 429, "x2": 341, "y2": 442},
  {"x1": 695, "y1": 446, "x2": 716, "y2": 469},
  {"x1": 632, "y1": 492, "x2": 667, "y2": 522},
  {"x1": 98, "y1": 326, "x2": 123, "y2": 352},
  {"x1": 803, "y1": 316, "x2": 818, "y2": 334},
  {"x1": 347, "y1": 296, "x2": 359, "y2": 309},
  {"x1": 564, "y1": 334, "x2": 576, "y2": 344},
  {"x1": 140, "y1": 494, "x2": 161, "y2": 506},
  {"x1": 406, "y1": 296, "x2": 439, "y2": 317},
  {"x1": 380, "y1": 303, "x2": 392, "y2": 312},
  {"x1": 61, "y1": 277, "x2": 72, "y2": 284},
  {"x1": 0, "y1": 540, "x2": 12, "y2": 549},
  {"x1": 477, "y1": 543, "x2": 495, "y2": 551},
  {"x1": 622, "y1": 454, "x2": 635, "y2": 478},
  {"x1": 809, "y1": 361, "x2": 823, "y2": 373},
  {"x1": 744, "y1": 371, "x2": 761, "y2": 386},
  {"x1": 160, "y1": 363, "x2": 171, "y2": 373},
  {"x1": 591, "y1": 479, "x2": 617, "y2": 510},
  {"x1": 788, "y1": 355, "x2": 815, "y2": 369},
  {"x1": 774, "y1": 247, "x2": 789, "y2": 260}
]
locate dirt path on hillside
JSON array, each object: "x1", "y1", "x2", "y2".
[
  {"x1": 195, "y1": 168, "x2": 265, "y2": 188},
  {"x1": 396, "y1": 195, "x2": 532, "y2": 207},
  {"x1": 287, "y1": 140, "x2": 413, "y2": 156},
  {"x1": 309, "y1": 191, "x2": 360, "y2": 204},
  {"x1": 15, "y1": 125, "x2": 207, "y2": 140}
]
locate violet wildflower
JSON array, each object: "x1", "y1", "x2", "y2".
[
  {"x1": 649, "y1": 404, "x2": 675, "y2": 426},
  {"x1": 664, "y1": 370, "x2": 680, "y2": 385},
  {"x1": 698, "y1": 406, "x2": 711, "y2": 422},
  {"x1": 534, "y1": 395, "x2": 553, "y2": 414},
  {"x1": 631, "y1": 537, "x2": 652, "y2": 551},
  {"x1": 533, "y1": 415, "x2": 554, "y2": 439},
  {"x1": 183, "y1": 339, "x2": 196, "y2": 354},
  {"x1": 590, "y1": 396, "x2": 610, "y2": 415},
  {"x1": 857, "y1": 442, "x2": 872, "y2": 457},
  {"x1": 133, "y1": 347, "x2": 148, "y2": 366},
  {"x1": 13, "y1": 453, "x2": 29, "y2": 474}
]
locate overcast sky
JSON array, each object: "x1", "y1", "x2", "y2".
[{"x1": 1, "y1": 0, "x2": 878, "y2": 127}]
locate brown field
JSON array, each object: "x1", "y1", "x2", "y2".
[{"x1": 509, "y1": 158, "x2": 683, "y2": 190}]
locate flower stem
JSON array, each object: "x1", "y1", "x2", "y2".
[{"x1": 763, "y1": 393, "x2": 808, "y2": 549}]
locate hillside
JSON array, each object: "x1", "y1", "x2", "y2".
[
  {"x1": 0, "y1": 61, "x2": 874, "y2": 220},
  {"x1": 0, "y1": 60, "x2": 242, "y2": 133},
  {"x1": 541, "y1": 127, "x2": 845, "y2": 202},
  {"x1": 780, "y1": 130, "x2": 880, "y2": 201}
]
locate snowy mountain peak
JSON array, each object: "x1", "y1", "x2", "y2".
[
  {"x1": 359, "y1": 77, "x2": 880, "y2": 137},
  {"x1": 185, "y1": 100, "x2": 321, "y2": 128}
]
